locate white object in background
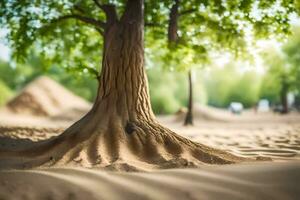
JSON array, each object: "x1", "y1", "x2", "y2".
[
  {"x1": 287, "y1": 93, "x2": 295, "y2": 107},
  {"x1": 229, "y1": 102, "x2": 244, "y2": 114},
  {"x1": 258, "y1": 99, "x2": 270, "y2": 112}
]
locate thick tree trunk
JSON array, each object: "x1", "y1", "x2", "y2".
[
  {"x1": 0, "y1": 0, "x2": 246, "y2": 171},
  {"x1": 184, "y1": 70, "x2": 194, "y2": 126},
  {"x1": 94, "y1": 0, "x2": 154, "y2": 125}
]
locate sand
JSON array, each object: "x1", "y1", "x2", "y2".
[
  {"x1": 158, "y1": 118, "x2": 300, "y2": 161},
  {"x1": 2, "y1": 76, "x2": 91, "y2": 117},
  {"x1": 2, "y1": 112, "x2": 297, "y2": 162},
  {"x1": 0, "y1": 80, "x2": 299, "y2": 199},
  {"x1": 0, "y1": 76, "x2": 91, "y2": 139},
  {"x1": 0, "y1": 161, "x2": 299, "y2": 200}
]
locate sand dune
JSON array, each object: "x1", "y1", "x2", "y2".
[
  {"x1": 0, "y1": 161, "x2": 299, "y2": 200},
  {"x1": 2, "y1": 76, "x2": 91, "y2": 117},
  {"x1": 0, "y1": 76, "x2": 91, "y2": 137}
]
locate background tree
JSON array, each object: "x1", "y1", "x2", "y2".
[
  {"x1": 205, "y1": 62, "x2": 262, "y2": 108},
  {"x1": 0, "y1": 0, "x2": 298, "y2": 169},
  {"x1": 151, "y1": 0, "x2": 299, "y2": 124},
  {"x1": 260, "y1": 26, "x2": 300, "y2": 113}
]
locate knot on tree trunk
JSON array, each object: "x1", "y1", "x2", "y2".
[{"x1": 125, "y1": 122, "x2": 137, "y2": 134}]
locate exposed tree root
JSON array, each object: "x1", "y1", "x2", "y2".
[
  {"x1": 0, "y1": 111, "x2": 248, "y2": 171},
  {"x1": 0, "y1": 0, "x2": 251, "y2": 172}
]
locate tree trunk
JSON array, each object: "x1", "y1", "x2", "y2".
[
  {"x1": 95, "y1": 0, "x2": 154, "y2": 125},
  {"x1": 168, "y1": 0, "x2": 179, "y2": 43},
  {"x1": 184, "y1": 70, "x2": 194, "y2": 126},
  {"x1": 0, "y1": 0, "x2": 246, "y2": 171},
  {"x1": 280, "y1": 82, "x2": 289, "y2": 114}
]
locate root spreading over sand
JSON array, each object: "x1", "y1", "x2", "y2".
[
  {"x1": 4, "y1": 77, "x2": 299, "y2": 171},
  {"x1": 0, "y1": 115, "x2": 245, "y2": 171},
  {"x1": 0, "y1": 75, "x2": 248, "y2": 171}
]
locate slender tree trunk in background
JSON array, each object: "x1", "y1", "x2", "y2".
[
  {"x1": 280, "y1": 82, "x2": 289, "y2": 114},
  {"x1": 184, "y1": 70, "x2": 194, "y2": 126},
  {"x1": 168, "y1": 0, "x2": 179, "y2": 43},
  {"x1": 168, "y1": 0, "x2": 194, "y2": 126}
]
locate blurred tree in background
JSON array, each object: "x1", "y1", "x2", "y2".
[
  {"x1": 148, "y1": 67, "x2": 207, "y2": 114},
  {"x1": 204, "y1": 63, "x2": 262, "y2": 108},
  {"x1": 260, "y1": 26, "x2": 300, "y2": 112}
]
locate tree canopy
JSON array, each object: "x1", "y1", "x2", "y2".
[
  {"x1": 260, "y1": 26, "x2": 300, "y2": 105},
  {"x1": 1, "y1": 0, "x2": 299, "y2": 74}
]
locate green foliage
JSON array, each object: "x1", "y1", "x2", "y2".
[
  {"x1": 0, "y1": 0, "x2": 103, "y2": 75},
  {"x1": 146, "y1": 0, "x2": 299, "y2": 71},
  {"x1": 229, "y1": 72, "x2": 261, "y2": 107},
  {"x1": 259, "y1": 71, "x2": 281, "y2": 104},
  {"x1": 1, "y1": 0, "x2": 299, "y2": 112},
  {"x1": 283, "y1": 27, "x2": 300, "y2": 92},
  {"x1": 204, "y1": 63, "x2": 262, "y2": 108},
  {"x1": 1, "y1": 0, "x2": 299, "y2": 75},
  {"x1": 0, "y1": 57, "x2": 98, "y2": 102},
  {"x1": 259, "y1": 26, "x2": 300, "y2": 104},
  {"x1": 147, "y1": 67, "x2": 206, "y2": 114}
]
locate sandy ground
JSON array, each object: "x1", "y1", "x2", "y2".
[
  {"x1": 1, "y1": 109, "x2": 299, "y2": 161},
  {"x1": 0, "y1": 78, "x2": 299, "y2": 199},
  {"x1": 159, "y1": 114, "x2": 300, "y2": 161},
  {"x1": 0, "y1": 111, "x2": 299, "y2": 199},
  {"x1": 0, "y1": 161, "x2": 299, "y2": 200}
]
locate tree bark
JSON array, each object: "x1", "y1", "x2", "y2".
[
  {"x1": 168, "y1": 0, "x2": 179, "y2": 43},
  {"x1": 94, "y1": 0, "x2": 154, "y2": 124},
  {"x1": 184, "y1": 70, "x2": 194, "y2": 126},
  {"x1": 280, "y1": 81, "x2": 289, "y2": 114}
]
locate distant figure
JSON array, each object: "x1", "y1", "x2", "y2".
[
  {"x1": 253, "y1": 102, "x2": 258, "y2": 113},
  {"x1": 229, "y1": 102, "x2": 243, "y2": 115}
]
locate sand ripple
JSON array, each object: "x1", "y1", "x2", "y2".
[{"x1": 0, "y1": 162, "x2": 299, "y2": 200}]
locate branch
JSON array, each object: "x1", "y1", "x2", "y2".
[
  {"x1": 92, "y1": 0, "x2": 102, "y2": 9},
  {"x1": 179, "y1": 8, "x2": 197, "y2": 16},
  {"x1": 74, "y1": 5, "x2": 86, "y2": 14},
  {"x1": 100, "y1": 4, "x2": 118, "y2": 24},
  {"x1": 53, "y1": 14, "x2": 106, "y2": 29},
  {"x1": 145, "y1": 22, "x2": 162, "y2": 27},
  {"x1": 91, "y1": 0, "x2": 118, "y2": 24},
  {"x1": 96, "y1": 27, "x2": 104, "y2": 36}
]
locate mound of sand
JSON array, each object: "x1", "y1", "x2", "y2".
[
  {"x1": 3, "y1": 76, "x2": 91, "y2": 117},
  {"x1": 0, "y1": 161, "x2": 299, "y2": 200}
]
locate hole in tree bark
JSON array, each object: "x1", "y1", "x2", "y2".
[{"x1": 125, "y1": 122, "x2": 136, "y2": 135}]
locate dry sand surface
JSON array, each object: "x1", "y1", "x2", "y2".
[
  {"x1": 0, "y1": 161, "x2": 299, "y2": 200},
  {"x1": 0, "y1": 78, "x2": 300, "y2": 199},
  {"x1": 159, "y1": 116, "x2": 300, "y2": 161},
  {"x1": 0, "y1": 110, "x2": 299, "y2": 199}
]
